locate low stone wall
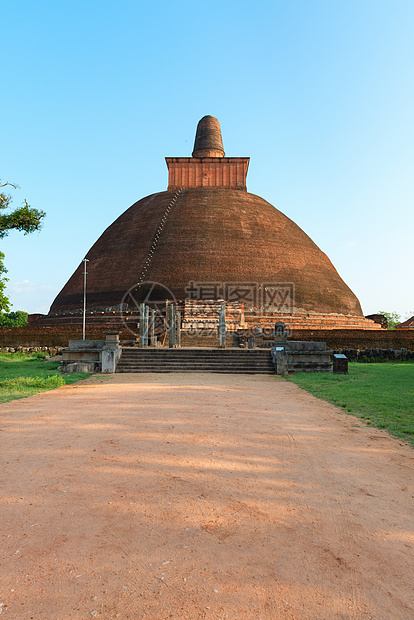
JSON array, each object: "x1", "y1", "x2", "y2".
[
  {"x1": 1, "y1": 326, "x2": 413, "y2": 351},
  {"x1": 289, "y1": 329, "x2": 414, "y2": 350},
  {"x1": 0, "y1": 326, "x2": 132, "y2": 348},
  {"x1": 334, "y1": 348, "x2": 414, "y2": 362},
  {"x1": 1, "y1": 345, "x2": 64, "y2": 356},
  {"x1": 0, "y1": 327, "x2": 237, "y2": 349}
]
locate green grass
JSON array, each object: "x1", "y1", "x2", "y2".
[
  {"x1": 286, "y1": 363, "x2": 414, "y2": 446},
  {"x1": 0, "y1": 352, "x2": 91, "y2": 403}
]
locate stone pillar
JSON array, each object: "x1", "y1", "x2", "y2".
[
  {"x1": 102, "y1": 331, "x2": 122, "y2": 373},
  {"x1": 150, "y1": 309, "x2": 155, "y2": 347},
  {"x1": 139, "y1": 303, "x2": 145, "y2": 348},
  {"x1": 165, "y1": 300, "x2": 169, "y2": 345},
  {"x1": 176, "y1": 310, "x2": 181, "y2": 348},
  {"x1": 144, "y1": 305, "x2": 149, "y2": 347},
  {"x1": 218, "y1": 303, "x2": 226, "y2": 348},
  {"x1": 274, "y1": 321, "x2": 288, "y2": 344},
  {"x1": 169, "y1": 304, "x2": 176, "y2": 348},
  {"x1": 271, "y1": 346, "x2": 288, "y2": 375}
]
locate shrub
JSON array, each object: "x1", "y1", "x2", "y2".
[
  {"x1": 0, "y1": 375, "x2": 65, "y2": 390},
  {"x1": 0, "y1": 310, "x2": 29, "y2": 327}
]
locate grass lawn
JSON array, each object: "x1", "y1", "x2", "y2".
[
  {"x1": 0, "y1": 352, "x2": 91, "y2": 403},
  {"x1": 286, "y1": 363, "x2": 414, "y2": 447}
]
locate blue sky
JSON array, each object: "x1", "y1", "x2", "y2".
[{"x1": 1, "y1": 0, "x2": 413, "y2": 318}]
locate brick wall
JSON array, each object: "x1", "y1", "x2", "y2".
[
  {"x1": 166, "y1": 157, "x2": 249, "y2": 190},
  {"x1": 0, "y1": 327, "x2": 132, "y2": 348},
  {"x1": 289, "y1": 329, "x2": 414, "y2": 350},
  {"x1": 1, "y1": 326, "x2": 413, "y2": 351}
]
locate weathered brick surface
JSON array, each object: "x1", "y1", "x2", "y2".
[
  {"x1": 0, "y1": 327, "x2": 131, "y2": 348},
  {"x1": 244, "y1": 313, "x2": 380, "y2": 330},
  {"x1": 166, "y1": 158, "x2": 249, "y2": 190},
  {"x1": 192, "y1": 115, "x2": 225, "y2": 157},
  {"x1": 48, "y1": 188, "x2": 364, "y2": 318},
  {"x1": 1, "y1": 326, "x2": 412, "y2": 351}
]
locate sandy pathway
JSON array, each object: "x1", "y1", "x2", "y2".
[{"x1": 0, "y1": 373, "x2": 413, "y2": 619}]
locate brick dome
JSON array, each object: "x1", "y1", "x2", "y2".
[
  {"x1": 49, "y1": 116, "x2": 363, "y2": 317},
  {"x1": 49, "y1": 187, "x2": 362, "y2": 316}
]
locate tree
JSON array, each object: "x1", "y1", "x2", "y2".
[
  {"x1": 0, "y1": 180, "x2": 46, "y2": 311},
  {"x1": 0, "y1": 181, "x2": 45, "y2": 238},
  {"x1": 0, "y1": 310, "x2": 28, "y2": 327},
  {"x1": 377, "y1": 311, "x2": 401, "y2": 330},
  {"x1": 0, "y1": 250, "x2": 10, "y2": 311}
]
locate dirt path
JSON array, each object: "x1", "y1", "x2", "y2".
[{"x1": 0, "y1": 373, "x2": 413, "y2": 619}]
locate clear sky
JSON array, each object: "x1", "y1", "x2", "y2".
[{"x1": 1, "y1": 0, "x2": 413, "y2": 319}]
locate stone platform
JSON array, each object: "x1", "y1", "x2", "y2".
[
  {"x1": 272, "y1": 340, "x2": 333, "y2": 374},
  {"x1": 30, "y1": 308, "x2": 381, "y2": 331},
  {"x1": 116, "y1": 343, "x2": 332, "y2": 374},
  {"x1": 244, "y1": 313, "x2": 381, "y2": 331}
]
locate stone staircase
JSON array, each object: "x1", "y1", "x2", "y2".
[{"x1": 116, "y1": 347, "x2": 274, "y2": 374}]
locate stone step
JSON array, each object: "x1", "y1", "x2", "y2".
[
  {"x1": 117, "y1": 369, "x2": 274, "y2": 374},
  {"x1": 118, "y1": 357, "x2": 273, "y2": 363},
  {"x1": 122, "y1": 348, "x2": 270, "y2": 358},
  {"x1": 118, "y1": 355, "x2": 271, "y2": 364},
  {"x1": 117, "y1": 363, "x2": 274, "y2": 371},
  {"x1": 118, "y1": 354, "x2": 274, "y2": 364},
  {"x1": 118, "y1": 359, "x2": 273, "y2": 365},
  {"x1": 120, "y1": 354, "x2": 271, "y2": 360},
  {"x1": 117, "y1": 348, "x2": 274, "y2": 373}
]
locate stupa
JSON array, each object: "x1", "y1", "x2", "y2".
[{"x1": 47, "y1": 116, "x2": 378, "y2": 331}]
